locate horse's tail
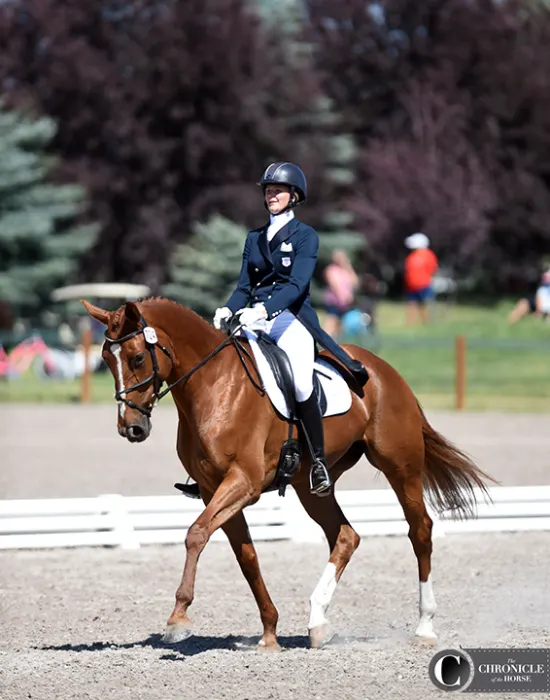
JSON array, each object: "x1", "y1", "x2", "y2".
[{"x1": 418, "y1": 403, "x2": 496, "y2": 520}]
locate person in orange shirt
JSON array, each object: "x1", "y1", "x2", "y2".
[{"x1": 403, "y1": 232, "x2": 439, "y2": 325}]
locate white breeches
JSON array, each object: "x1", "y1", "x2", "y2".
[{"x1": 252, "y1": 310, "x2": 314, "y2": 402}]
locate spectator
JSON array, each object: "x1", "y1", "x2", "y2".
[
  {"x1": 403, "y1": 232, "x2": 439, "y2": 325},
  {"x1": 322, "y1": 250, "x2": 359, "y2": 338},
  {"x1": 508, "y1": 270, "x2": 550, "y2": 324}
]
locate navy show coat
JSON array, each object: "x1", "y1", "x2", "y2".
[{"x1": 225, "y1": 217, "x2": 366, "y2": 390}]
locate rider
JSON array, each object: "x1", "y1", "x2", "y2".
[{"x1": 213, "y1": 162, "x2": 369, "y2": 496}]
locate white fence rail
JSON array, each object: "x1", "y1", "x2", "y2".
[{"x1": 1, "y1": 486, "x2": 550, "y2": 550}]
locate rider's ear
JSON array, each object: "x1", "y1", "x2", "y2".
[
  {"x1": 124, "y1": 301, "x2": 141, "y2": 326},
  {"x1": 81, "y1": 300, "x2": 110, "y2": 325}
]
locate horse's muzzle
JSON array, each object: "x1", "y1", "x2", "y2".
[{"x1": 122, "y1": 416, "x2": 152, "y2": 443}]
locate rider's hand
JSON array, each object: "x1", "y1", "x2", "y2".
[
  {"x1": 213, "y1": 306, "x2": 232, "y2": 330},
  {"x1": 236, "y1": 304, "x2": 268, "y2": 328}
]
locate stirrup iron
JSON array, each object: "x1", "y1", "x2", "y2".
[{"x1": 309, "y1": 460, "x2": 332, "y2": 497}]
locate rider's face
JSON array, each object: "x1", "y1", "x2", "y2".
[{"x1": 264, "y1": 184, "x2": 291, "y2": 215}]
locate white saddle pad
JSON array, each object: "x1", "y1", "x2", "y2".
[{"x1": 244, "y1": 330, "x2": 352, "y2": 420}]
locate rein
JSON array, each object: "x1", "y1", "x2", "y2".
[{"x1": 104, "y1": 314, "x2": 264, "y2": 418}]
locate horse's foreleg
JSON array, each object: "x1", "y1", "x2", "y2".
[
  {"x1": 222, "y1": 512, "x2": 280, "y2": 650},
  {"x1": 294, "y1": 484, "x2": 360, "y2": 649},
  {"x1": 163, "y1": 469, "x2": 256, "y2": 644}
]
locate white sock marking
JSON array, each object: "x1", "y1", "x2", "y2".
[
  {"x1": 308, "y1": 562, "x2": 338, "y2": 630},
  {"x1": 415, "y1": 574, "x2": 437, "y2": 638},
  {"x1": 111, "y1": 344, "x2": 126, "y2": 419}
]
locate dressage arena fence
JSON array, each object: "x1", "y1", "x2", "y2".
[{"x1": 2, "y1": 485, "x2": 550, "y2": 550}]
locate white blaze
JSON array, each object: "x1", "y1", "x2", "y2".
[
  {"x1": 110, "y1": 343, "x2": 126, "y2": 419},
  {"x1": 308, "y1": 562, "x2": 338, "y2": 630}
]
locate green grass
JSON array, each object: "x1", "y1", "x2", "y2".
[
  {"x1": 0, "y1": 372, "x2": 115, "y2": 403},
  {"x1": 342, "y1": 299, "x2": 550, "y2": 411},
  {"x1": 2, "y1": 300, "x2": 550, "y2": 410},
  {"x1": 375, "y1": 298, "x2": 550, "y2": 340}
]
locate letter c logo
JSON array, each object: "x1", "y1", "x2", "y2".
[{"x1": 429, "y1": 649, "x2": 472, "y2": 691}]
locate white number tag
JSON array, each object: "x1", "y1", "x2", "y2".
[{"x1": 143, "y1": 327, "x2": 158, "y2": 344}]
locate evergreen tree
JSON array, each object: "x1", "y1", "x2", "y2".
[
  {"x1": 163, "y1": 210, "x2": 363, "y2": 316},
  {"x1": 256, "y1": 0, "x2": 367, "y2": 277},
  {"x1": 0, "y1": 104, "x2": 99, "y2": 320},
  {"x1": 0, "y1": 0, "x2": 332, "y2": 290},
  {"x1": 316, "y1": 131, "x2": 365, "y2": 268},
  {"x1": 163, "y1": 215, "x2": 247, "y2": 319}
]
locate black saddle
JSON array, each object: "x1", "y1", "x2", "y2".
[
  {"x1": 255, "y1": 330, "x2": 367, "y2": 402},
  {"x1": 254, "y1": 330, "x2": 327, "y2": 418}
]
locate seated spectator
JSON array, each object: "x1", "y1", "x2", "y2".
[{"x1": 508, "y1": 270, "x2": 550, "y2": 324}]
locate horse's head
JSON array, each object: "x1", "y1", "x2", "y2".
[{"x1": 81, "y1": 299, "x2": 174, "y2": 443}]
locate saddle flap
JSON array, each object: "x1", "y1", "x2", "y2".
[{"x1": 255, "y1": 331, "x2": 297, "y2": 416}]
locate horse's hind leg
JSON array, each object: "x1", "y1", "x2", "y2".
[
  {"x1": 373, "y1": 453, "x2": 437, "y2": 643},
  {"x1": 222, "y1": 512, "x2": 280, "y2": 651},
  {"x1": 293, "y1": 482, "x2": 360, "y2": 649}
]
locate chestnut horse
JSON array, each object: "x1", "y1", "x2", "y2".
[{"x1": 82, "y1": 296, "x2": 491, "y2": 650}]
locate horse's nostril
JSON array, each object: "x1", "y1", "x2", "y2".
[{"x1": 127, "y1": 424, "x2": 145, "y2": 440}]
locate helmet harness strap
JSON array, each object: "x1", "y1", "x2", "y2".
[{"x1": 262, "y1": 185, "x2": 301, "y2": 213}]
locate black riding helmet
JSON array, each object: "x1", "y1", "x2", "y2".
[{"x1": 258, "y1": 162, "x2": 307, "y2": 209}]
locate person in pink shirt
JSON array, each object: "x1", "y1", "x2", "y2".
[{"x1": 322, "y1": 249, "x2": 359, "y2": 338}]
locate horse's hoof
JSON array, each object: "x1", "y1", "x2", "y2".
[
  {"x1": 257, "y1": 638, "x2": 281, "y2": 653},
  {"x1": 309, "y1": 622, "x2": 334, "y2": 649},
  {"x1": 163, "y1": 622, "x2": 193, "y2": 644},
  {"x1": 414, "y1": 631, "x2": 438, "y2": 647}
]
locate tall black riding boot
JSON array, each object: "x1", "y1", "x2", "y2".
[{"x1": 297, "y1": 392, "x2": 332, "y2": 497}]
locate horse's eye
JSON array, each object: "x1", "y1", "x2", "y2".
[{"x1": 134, "y1": 353, "x2": 145, "y2": 368}]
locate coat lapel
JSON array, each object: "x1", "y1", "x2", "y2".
[
  {"x1": 268, "y1": 218, "x2": 299, "y2": 254},
  {"x1": 257, "y1": 225, "x2": 272, "y2": 262}
]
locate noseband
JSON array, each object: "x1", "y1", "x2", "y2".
[{"x1": 104, "y1": 314, "x2": 262, "y2": 418}]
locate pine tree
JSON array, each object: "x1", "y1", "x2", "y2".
[
  {"x1": 316, "y1": 131, "x2": 365, "y2": 267},
  {"x1": 0, "y1": 104, "x2": 99, "y2": 320},
  {"x1": 255, "y1": 0, "x2": 367, "y2": 281},
  {"x1": 0, "y1": 0, "x2": 333, "y2": 289},
  {"x1": 163, "y1": 215, "x2": 248, "y2": 320}
]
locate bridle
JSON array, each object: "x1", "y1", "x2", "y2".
[{"x1": 104, "y1": 313, "x2": 264, "y2": 418}]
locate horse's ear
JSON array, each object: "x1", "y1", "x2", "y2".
[
  {"x1": 124, "y1": 301, "x2": 141, "y2": 326},
  {"x1": 80, "y1": 300, "x2": 110, "y2": 326}
]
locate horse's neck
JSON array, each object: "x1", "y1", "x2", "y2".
[
  {"x1": 143, "y1": 301, "x2": 220, "y2": 371},
  {"x1": 142, "y1": 301, "x2": 226, "y2": 417}
]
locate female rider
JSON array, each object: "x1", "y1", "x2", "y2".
[{"x1": 214, "y1": 162, "x2": 368, "y2": 496}]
